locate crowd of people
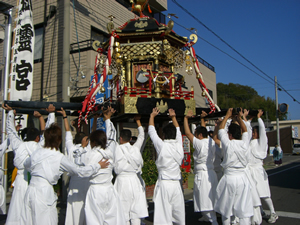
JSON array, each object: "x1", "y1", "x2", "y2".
[{"x1": 0, "y1": 103, "x2": 278, "y2": 225}]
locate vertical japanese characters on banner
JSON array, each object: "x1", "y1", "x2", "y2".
[{"x1": 10, "y1": 0, "x2": 34, "y2": 101}]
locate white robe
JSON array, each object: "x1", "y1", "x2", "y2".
[
  {"x1": 114, "y1": 124, "x2": 148, "y2": 222},
  {"x1": 20, "y1": 147, "x2": 100, "y2": 225},
  {"x1": 214, "y1": 129, "x2": 253, "y2": 219},
  {"x1": 193, "y1": 137, "x2": 218, "y2": 212},
  {"x1": 64, "y1": 131, "x2": 89, "y2": 225},
  {"x1": 148, "y1": 125, "x2": 185, "y2": 225},
  {"x1": 248, "y1": 118, "x2": 271, "y2": 198},
  {"x1": 0, "y1": 139, "x2": 9, "y2": 214},
  {"x1": 213, "y1": 144, "x2": 223, "y2": 181},
  {"x1": 6, "y1": 111, "x2": 54, "y2": 225},
  {"x1": 84, "y1": 144, "x2": 126, "y2": 225}
]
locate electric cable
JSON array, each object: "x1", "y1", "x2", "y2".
[
  {"x1": 171, "y1": 0, "x2": 300, "y2": 104},
  {"x1": 72, "y1": 0, "x2": 80, "y2": 79}
]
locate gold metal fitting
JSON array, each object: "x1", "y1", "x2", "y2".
[{"x1": 100, "y1": 86, "x2": 106, "y2": 93}]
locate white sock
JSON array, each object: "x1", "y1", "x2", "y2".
[
  {"x1": 239, "y1": 217, "x2": 251, "y2": 225},
  {"x1": 222, "y1": 215, "x2": 231, "y2": 225},
  {"x1": 130, "y1": 218, "x2": 141, "y2": 225},
  {"x1": 262, "y1": 197, "x2": 275, "y2": 214}
]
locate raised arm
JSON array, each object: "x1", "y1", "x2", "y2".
[
  {"x1": 39, "y1": 104, "x2": 56, "y2": 146},
  {"x1": 0, "y1": 138, "x2": 9, "y2": 158},
  {"x1": 236, "y1": 108, "x2": 247, "y2": 134},
  {"x1": 213, "y1": 119, "x2": 221, "y2": 147},
  {"x1": 200, "y1": 110, "x2": 207, "y2": 127},
  {"x1": 148, "y1": 108, "x2": 164, "y2": 154},
  {"x1": 33, "y1": 111, "x2": 46, "y2": 131},
  {"x1": 169, "y1": 108, "x2": 178, "y2": 128},
  {"x1": 133, "y1": 115, "x2": 144, "y2": 149},
  {"x1": 257, "y1": 110, "x2": 267, "y2": 148},
  {"x1": 149, "y1": 107, "x2": 159, "y2": 126},
  {"x1": 184, "y1": 110, "x2": 194, "y2": 143},
  {"x1": 169, "y1": 108, "x2": 182, "y2": 146},
  {"x1": 242, "y1": 109, "x2": 252, "y2": 142},
  {"x1": 45, "y1": 104, "x2": 56, "y2": 129},
  {"x1": 57, "y1": 107, "x2": 70, "y2": 131},
  {"x1": 219, "y1": 108, "x2": 232, "y2": 130},
  {"x1": 103, "y1": 106, "x2": 116, "y2": 144},
  {"x1": 3, "y1": 104, "x2": 23, "y2": 151}
]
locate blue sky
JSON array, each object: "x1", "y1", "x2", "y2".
[{"x1": 165, "y1": 0, "x2": 300, "y2": 120}]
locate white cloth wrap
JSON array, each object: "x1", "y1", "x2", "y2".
[
  {"x1": 114, "y1": 172, "x2": 148, "y2": 221},
  {"x1": 214, "y1": 168, "x2": 254, "y2": 219},
  {"x1": 248, "y1": 163, "x2": 271, "y2": 198}
]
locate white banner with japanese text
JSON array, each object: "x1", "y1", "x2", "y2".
[{"x1": 10, "y1": 0, "x2": 34, "y2": 101}]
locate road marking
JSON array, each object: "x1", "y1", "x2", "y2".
[
  {"x1": 264, "y1": 210, "x2": 300, "y2": 219},
  {"x1": 268, "y1": 164, "x2": 300, "y2": 177}
]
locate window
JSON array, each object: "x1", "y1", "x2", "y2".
[{"x1": 34, "y1": 26, "x2": 43, "y2": 62}]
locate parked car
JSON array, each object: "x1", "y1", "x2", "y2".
[{"x1": 292, "y1": 144, "x2": 300, "y2": 154}]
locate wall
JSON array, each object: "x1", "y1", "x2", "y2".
[{"x1": 267, "y1": 126, "x2": 293, "y2": 153}]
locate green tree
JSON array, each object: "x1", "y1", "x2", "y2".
[{"x1": 217, "y1": 83, "x2": 287, "y2": 120}]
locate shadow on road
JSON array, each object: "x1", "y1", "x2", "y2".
[{"x1": 267, "y1": 162, "x2": 300, "y2": 190}]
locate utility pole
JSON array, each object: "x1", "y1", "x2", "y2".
[
  {"x1": 1, "y1": 8, "x2": 13, "y2": 213},
  {"x1": 62, "y1": 0, "x2": 70, "y2": 202},
  {"x1": 266, "y1": 111, "x2": 269, "y2": 130},
  {"x1": 275, "y1": 76, "x2": 280, "y2": 146}
]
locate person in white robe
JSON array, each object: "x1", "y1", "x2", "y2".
[
  {"x1": 3, "y1": 104, "x2": 55, "y2": 225},
  {"x1": 148, "y1": 107, "x2": 185, "y2": 225},
  {"x1": 238, "y1": 110, "x2": 262, "y2": 225},
  {"x1": 211, "y1": 121, "x2": 224, "y2": 181},
  {"x1": 113, "y1": 115, "x2": 148, "y2": 225},
  {"x1": 183, "y1": 110, "x2": 218, "y2": 225},
  {"x1": 244, "y1": 109, "x2": 278, "y2": 224},
  {"x1": 20, "y1": 123, "x2": 109, "y2": 225},
  {"x1": 58, "y1": 108, "x2": 90, "y2": 225},
  {"x1": 0, "y1": 138, "x2": 10, "y2": 214},
  {"x1": 214, "y1": 108, "x2": 253, "y2": 225},
  {"x1": 84, "y1": 106, "x2": 126, "y2": 225}
]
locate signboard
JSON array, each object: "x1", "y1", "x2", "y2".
[
  {"x1": 182, "y1": 135, "x2": 190, "y2": 153},
  {"x1": 10, "y1": 0, "x2": 34, "y2": 101},
  {"x1": 89, "y1": 74, "x2": 111, "y2": 132},
  {"x1": 10, "y1": 0, "x2": 35, "y2": 129},
  {"x1": 292, "y1": 126, "x2": 298, "y2": 138}
]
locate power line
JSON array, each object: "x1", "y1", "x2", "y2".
[
  {"x1": 171, "y1": 0, "x2": 300, "y2": 104},
  {"x1": 170, "y1": 19, "x2": 275, "y2": 86}
]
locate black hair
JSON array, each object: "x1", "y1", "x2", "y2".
[
  {"x1": 162, "y1": 123, "x2": 176, "y2": 140},
  {"x1": 44, "y1": 123, "x2": 62, "y2": 150},
  {"x1": 228, "y1": 123, "x2": 241, "y2": 140},
  {"x1": 89, "y1": 130, "x2": 107, "y2": 149},
  {"x1": 120, "y1": 129, "x2": 132, "y2": 142},
  {"x1": 208, "y1": 131, "x2": 213, "y2": 137},
  {"x1": 74, "y1": 132, "x2": 87, "y2": 144},
  {"x1": 194, "y1": 126, "x2": 208, "y2": 138},
  {"x1": 130, "y1": 136, "x2": 137, "y2": 145},
  {"x1": 24, "y1": 127, "x2": 40, "y2": 142},
  {"x1": 253, "y1": 126, "x2": 259, "y2": 136},
  {"x1": 20, "y1": 128, "x2": 28, "y2": 140}
]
